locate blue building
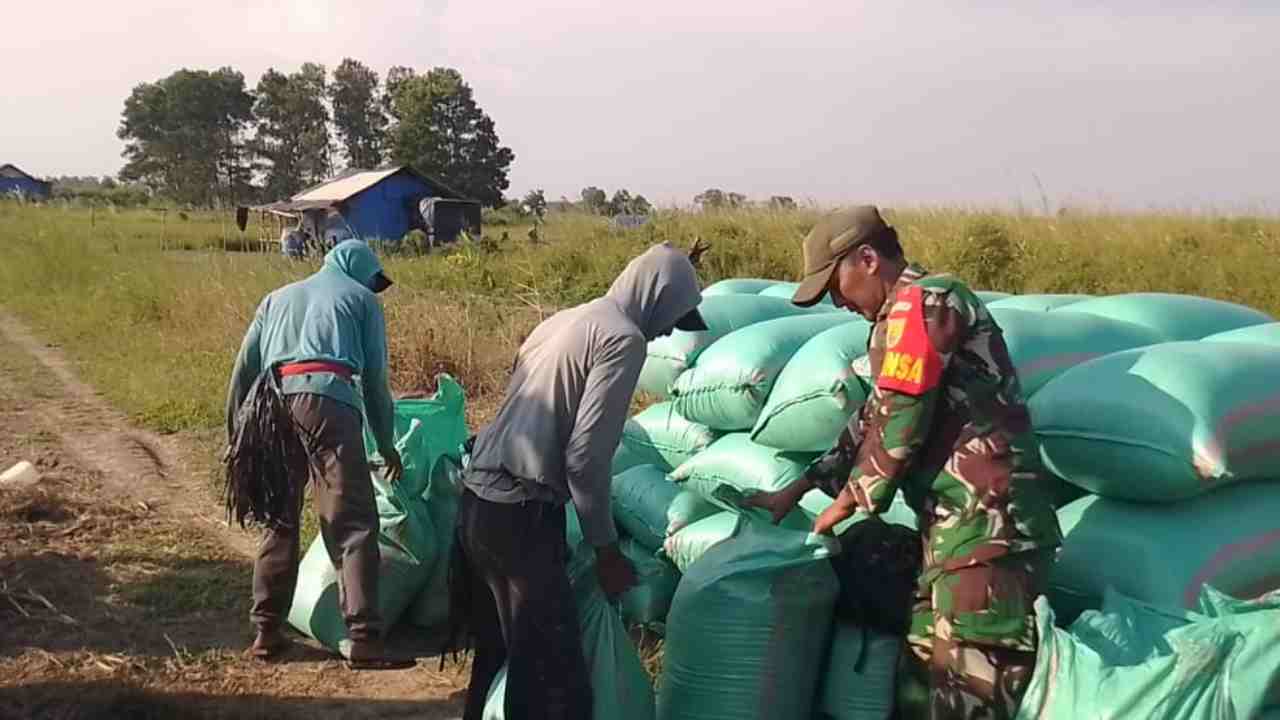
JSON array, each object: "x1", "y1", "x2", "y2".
[
  {"x1": 0, "y1": 164, "x2": 52, "y2": 201},
  {"x1": 255, "y1": 165, "x2": 481, "y2": 251}
]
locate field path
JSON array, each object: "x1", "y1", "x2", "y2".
[
  {"x1": 0, "y1": 310, "x2": 467, "y2": 719},
  {"x1": 0, "y1": 311, "x2": 257, "y2": 559}
]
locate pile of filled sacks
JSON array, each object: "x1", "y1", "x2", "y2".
[{"x1": 604, "y1": 278, "x2": 1280, "y2": 719}]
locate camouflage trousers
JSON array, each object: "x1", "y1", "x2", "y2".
[{"x1": 902, "y1": 550, "x2": 1054, "y2": 720}]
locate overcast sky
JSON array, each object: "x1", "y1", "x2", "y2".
[{"x1": 5, "y1": 1, "x2": 1278, "y2": 210}]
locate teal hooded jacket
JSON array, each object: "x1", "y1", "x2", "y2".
[{"x1": 225, "y1": 240, "x2": 396, "y2": 458}]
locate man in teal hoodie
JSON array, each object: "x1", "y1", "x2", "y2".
[{"x1": 226, "y1": 239, "x2": 406, "y2": 668}]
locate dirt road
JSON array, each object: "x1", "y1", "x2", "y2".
[{"x1": 0, "y1": 312, "x2": 468, "y2": 719}]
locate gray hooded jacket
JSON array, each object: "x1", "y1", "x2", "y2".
[{"x1": 465, "y1": 243, "x2": 702, "y2": 546}]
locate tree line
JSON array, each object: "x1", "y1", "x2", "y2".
[{"x1": 116, "y1": 60, "x2": 514, "y2": 208}]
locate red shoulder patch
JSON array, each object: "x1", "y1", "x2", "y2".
[{"x1": 876, "y1": 285, "x2": 942, "y2": 396}]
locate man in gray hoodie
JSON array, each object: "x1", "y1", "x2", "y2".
[{"x1": 455, "y1": 242, "x2": 705, "y2": 720}]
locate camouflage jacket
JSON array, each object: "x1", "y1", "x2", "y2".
[{"x1": 809, "y1": 264, "x2": 1061, "y2": 581}]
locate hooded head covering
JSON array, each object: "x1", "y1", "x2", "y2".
[
  {"x1": 606, "y1": 243, "x2": 705, "y2": 341},
  {"x1": 323, "y1": 239, "x2": 393, "y2": 293}
]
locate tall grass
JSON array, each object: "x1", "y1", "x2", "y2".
[{"x1": 2, "y1": 201, "x2": 1278, "y2": 437}]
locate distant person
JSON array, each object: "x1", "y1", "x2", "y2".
[
  {"x1": 280, "y1": 222, "x2": 305, "y2": 259},
  {"x1": 745, "y1": 207, "x2": 1062, "y2": 720},
  {"x1": 224, "y1": 239, "x2": 410, "y2": 670},
  {"x1": 450, "y1": 242, "x2": 707, "y2": 720}
]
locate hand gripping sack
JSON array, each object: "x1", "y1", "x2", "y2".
[
  {"x1": 618, "y1": 537, "x2": 681, "y2": 626},
  {"x1": 658, "y1": 516, "x2": 840, "y2": 720},
  {"x1": 798, "y1": 488, "x2": 918, "y2": 536},
  {"x1": 1053, "y1": 292, "x2": 1273, "y2": 341},
  {"x1": 638, "y1": 295, "x2": 827, "y2": 397},
  {"x1": 1049, "y1": 483, "x2": 1280, "y2": 622},
  {"x1": 986, "y1": 293, "x2": 1092, "y2": 312},
  {"x1": 701, "y1": 278, "x2": 781, "y2": 296},
  {"x1": 1202, "y1": 322, "x2": 1280, "y2": 347},
  {"x1": 483, "y1": 551, "x2": 656, "y2": 720},
  {"x1": 988, "y1": 307, "x2": 1163, "y2": 396},
  {"x1": 1015, "y1": 586, "x2": 1280, "y2": 720},
  {"x1": 670, "y1": 313, "x2": 856, "y2": 430},
  {"x1": 612, "y1": 402, "x2": 721, "y2": 474},
  {"x1": 1031, "y1": 342, "x2": 1280, "y2": 501},
  {"x1": 751, "y1": 320, "x2": 873, "y2": 452}
]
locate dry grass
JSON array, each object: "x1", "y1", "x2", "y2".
[{"x1": 2, "y1": 200, "x2": 1278, "y2": 442}]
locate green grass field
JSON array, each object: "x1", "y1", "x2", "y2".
[{"x1": 2, "y1": 200, "x2": 1278, "y2": 438}]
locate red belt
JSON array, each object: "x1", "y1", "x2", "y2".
[{"x1": 279, "y1": 361, "x2": 354, "y2": 380}]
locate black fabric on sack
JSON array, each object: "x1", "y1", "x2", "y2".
[{"x1": 828, "y1": 515, "x2": 922, "y2": 637}]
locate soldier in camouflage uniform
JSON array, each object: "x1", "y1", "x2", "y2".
[{"x1": 747, "y1": 206, "x2": 1062, "y2": 720}]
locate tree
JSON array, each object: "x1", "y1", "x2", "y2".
[
  {"x1": 253, "y1": 63, "x2": 332, "y2": 199},
  {"x1": 579, "y1": 187, "x2": 608, "y2": 214},
  {"x1": 695, "y1": 189, "x2": 748, "y2": 209},
  {"x1": 330, "y1": 59, "x2": 387, "y2": 169},
  {"x1": 769, "y1": 195, "x2": 797, "y2": 210},
  {"x1": 522, "y1": 188, "x2": 547, "y2": 219},
  {"x1": 605, "y1": 189, "x2": 628, "y2": 216},
  {"x1": 383, "y1": 66, "x2": 416, "y2": 119},
  {"x1": 606, "y1": 189, "x2": 652, "y2": 215},
  {"x1": 693, "y1": 188, "x2": 726, "y2": 210},
  {"x1": 117, "y1": 67, "x2": 255, "y2": 206},
  {"x1": 386, "y1": 67, "x2": 515, "y2": 207}
]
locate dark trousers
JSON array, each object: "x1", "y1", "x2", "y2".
[
  {"x1": 457, "y1": 488, "x2": 591, "y2": 720},
  {"x1": 250, "y1": 393, "x2": 382, "y2": 642}
]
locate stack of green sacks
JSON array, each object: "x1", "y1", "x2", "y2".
[
  {"x1": 1019, "y1": 295, "x2": 1280, "y2": 623},
  {"x1": 623, "y1": 282, "x2": 1280, "y2": 719}
]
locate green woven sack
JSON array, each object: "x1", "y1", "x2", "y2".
[
  {"x1": 701, "y1": 278, "x2": 781, "y2": 296},
  {"x1": 816, "y1": 624, "x2": 901, "y2": 720},
  {"x1": 611, "y1": 464, "x2": 683, "y2": 550},
  {"x1": 618, "y1": 537, "x2": 681, "y2": 626},
  {"x1": 989, "y1": 307, "x2": 1163, "y2": 396},
  {"x1": 751, "y1": 320, "x2": 872, "y2": 452},
  {"x1": 1016, "y1": 586, "x2": 1280, "y2": 720},
  {"x1": 1055, "y1": 292, "x2": 1272, "y2": 341},
  {"x1": 612, "y1": 402, "x2": 721, "y2": 474},
  {"x1": 986, "y1": 293, "x2": 1092, "y2": 312},
  {"x1": 658, "y1": 516, "x2": 840, "y2": 720},
  {"x1": 670, "y1": 314, "x2": 856, "y2": 430},
  {"x1": 639, "y1": 295, "x2": 827, "y2": 398},
  {"x1": 1202, "y1": 322, "x2": 1280, "y2": 347},
  {"x1": 287, "y1": 484, "x2": 435, "y2": 651},
  {"x1": 388, "y1": 379, "x2": 470, "y2": 630},
  {"x1": 669, "y1": 433, "x2": 818, "y2": 503},
  {"x1": 1032, "y1": 341, "x2": 1280, "y2": 501},
  {"x1": 758, "y1": 280, "x2": 838, "y2": 307},
  {"x1": 1049, "y1": 483, "x2": 1280, "y2": 623}
]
